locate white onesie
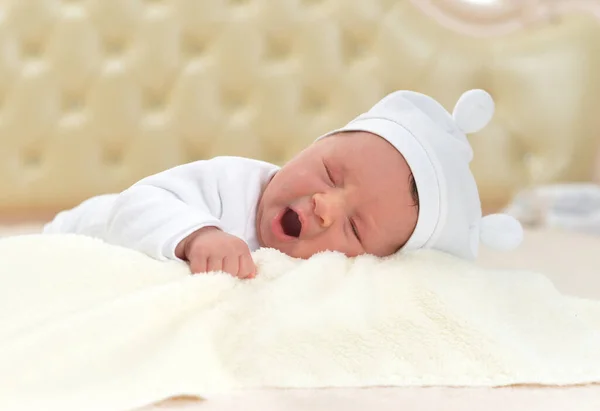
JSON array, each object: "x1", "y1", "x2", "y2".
[{"x1": 43, "y1": 156, "x2": 280, "y2": 261}]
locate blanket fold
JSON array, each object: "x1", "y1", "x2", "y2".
[{"x1": 0, "y1": 234, "x2": 599, "y2": 411}]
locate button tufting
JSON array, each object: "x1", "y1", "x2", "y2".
[
  {"x1": 21, "y1": 41, "x2": 45, "y2": 64},
  {"x1": 104, "y1": 38, "x2": 126, "y2": 59},
  {"x1": 341, "y1": 29, "x2": 371, "y2": 63},
  {"x1": 21, "y1": 148, "x2": 43, "y2": 168},
  {"x1": 221, "y1": 86, "x2": 248, "y2": 112},
  {"x1": 62, "y1": 92, "x2": 84, "y2": 113},
  {"x1": 143, "y1": 89, "x2": 167, "y2": 112},
  {"x1": 301, "y1": 87, "x2": 328, "y2": 113},
  {"x1": 102, "y1": 147, "x2": 124, "y2": 166},
  {"x1": 0, "y1": 0, "x2": 598, "y2": 216},
  {"x1": 181, "y1": 34, "x2": 206, "y2": 60},
  {"x1": 263, "y1": 33, "x2": 292, "y2": 62}
]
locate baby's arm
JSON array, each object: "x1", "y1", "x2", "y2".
[
  {"x1": 104, "y1": 160, "x2": 225, "y2": 261},
  {"x1": 45, "y1": 158, "x2": 257, "y2": 278}
]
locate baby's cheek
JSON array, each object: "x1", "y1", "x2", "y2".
[
  {"x1": 301, "y1": 232, "x2": 355, "y2": 258},
  {"x1": 281, "y1": 177, "x2": 314, "y2": 199}
]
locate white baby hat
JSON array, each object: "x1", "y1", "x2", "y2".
[{"x1": 316, "y1": 89, "x2": 523, "y2": 260}]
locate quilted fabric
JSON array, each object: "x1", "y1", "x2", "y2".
[{"x1": 0, "y1": 0, "x2": 599, "y2": 212}]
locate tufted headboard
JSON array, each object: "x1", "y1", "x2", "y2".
[{"x1": 0, "y1": 0, "x2": 599, "y2": 219}]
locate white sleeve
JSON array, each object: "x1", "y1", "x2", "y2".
[{"x1": 105, "y1": 160, "x2": 224, "y2": 261}]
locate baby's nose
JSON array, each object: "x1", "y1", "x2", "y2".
[
  {"x1": 313, "y1": 192, "x2": 344, "y2": 229},
  {"x1": 319, "y1": 211, "x2": 334, "y2": 229}
]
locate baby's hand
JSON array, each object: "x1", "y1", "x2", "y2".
[{"x1": 175, "y1": 227, "x2": 256, "y2": 279}]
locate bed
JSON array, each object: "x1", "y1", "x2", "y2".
[{"x1": 1, "y1": 0, "x2": 600, "y2": 409}]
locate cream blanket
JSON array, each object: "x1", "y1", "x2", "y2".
[{"x1": 0, "y1": 234, "x2": 599, "y2": 411}]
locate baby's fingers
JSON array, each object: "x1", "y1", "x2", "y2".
[
  {"x1": 189, "y1": 255, "x2": 209, "y2": 275},
  {"x1": 222, "y1": 255, "x2": 240, "y2": 277},
  {"x1": 207, "y1": 256, "x2": 223, "y2": 273},
  {"x1": 238, "y1": 253, "x2": 256, "y2": 279}
]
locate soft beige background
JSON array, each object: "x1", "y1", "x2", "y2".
[{"x1": 0, "y1": 0, "x2": 599, "y2": 218}]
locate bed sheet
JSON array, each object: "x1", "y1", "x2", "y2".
[
  {"x1": 1, "y1": 224, "x2": 599, "y2": 410},
  {"x1": 2, "y1": 224, "x2": 596, "y2": 297},
  {"x1": 142, "y1": 228, "x2": 600, "y2": 411},
  {"x1": 141, "y1": 386, "x2": 600, "y2": 411},
  {"x1": 477, "y1": 228, "x2": 600, "y2": 299}
]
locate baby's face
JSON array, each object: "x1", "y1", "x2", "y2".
[{"x1": 256, "y1": 131, "x2": 419, "y2": 259}]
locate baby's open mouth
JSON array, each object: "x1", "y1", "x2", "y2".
[{"x1": 281, "y1": 207, "x2": 302, "y2": 238}]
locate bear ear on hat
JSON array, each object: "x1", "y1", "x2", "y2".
[
  {"x1": 452, "y1": 89, "x2": 495, "y2": 134},
  {"x1": 479, "y1": 214, "x2": 524, "y2": 251}
]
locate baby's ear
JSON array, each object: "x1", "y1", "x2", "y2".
[{"x1": 452, "y1": 89, "x2": 495, "y2": 134}]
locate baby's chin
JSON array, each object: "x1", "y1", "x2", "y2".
[
  {"x1": 260, "y1": 233, "x2": 292, "y2": 255},
  {"x1": 259, "y1": 234, "x2": 307, "y2": 259},
  {"x1": 257, "y1": 217, "x2": 288, "y2": 253}
]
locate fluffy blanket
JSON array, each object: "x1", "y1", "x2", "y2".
[{"x1": 0, "y1": 234, "x2": 599, "y2": 411}]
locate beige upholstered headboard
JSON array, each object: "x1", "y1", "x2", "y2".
[{"x1": 0, "y1": 0, "x2": 599, "y2": 218}]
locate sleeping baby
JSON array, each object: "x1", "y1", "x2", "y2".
[{"x1": 43, "y1": 89, "x2": 523, "y2": 279}]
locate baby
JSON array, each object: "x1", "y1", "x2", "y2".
[{"x1": 44, "y1": 89, "x2": 523, "y2": 278}]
